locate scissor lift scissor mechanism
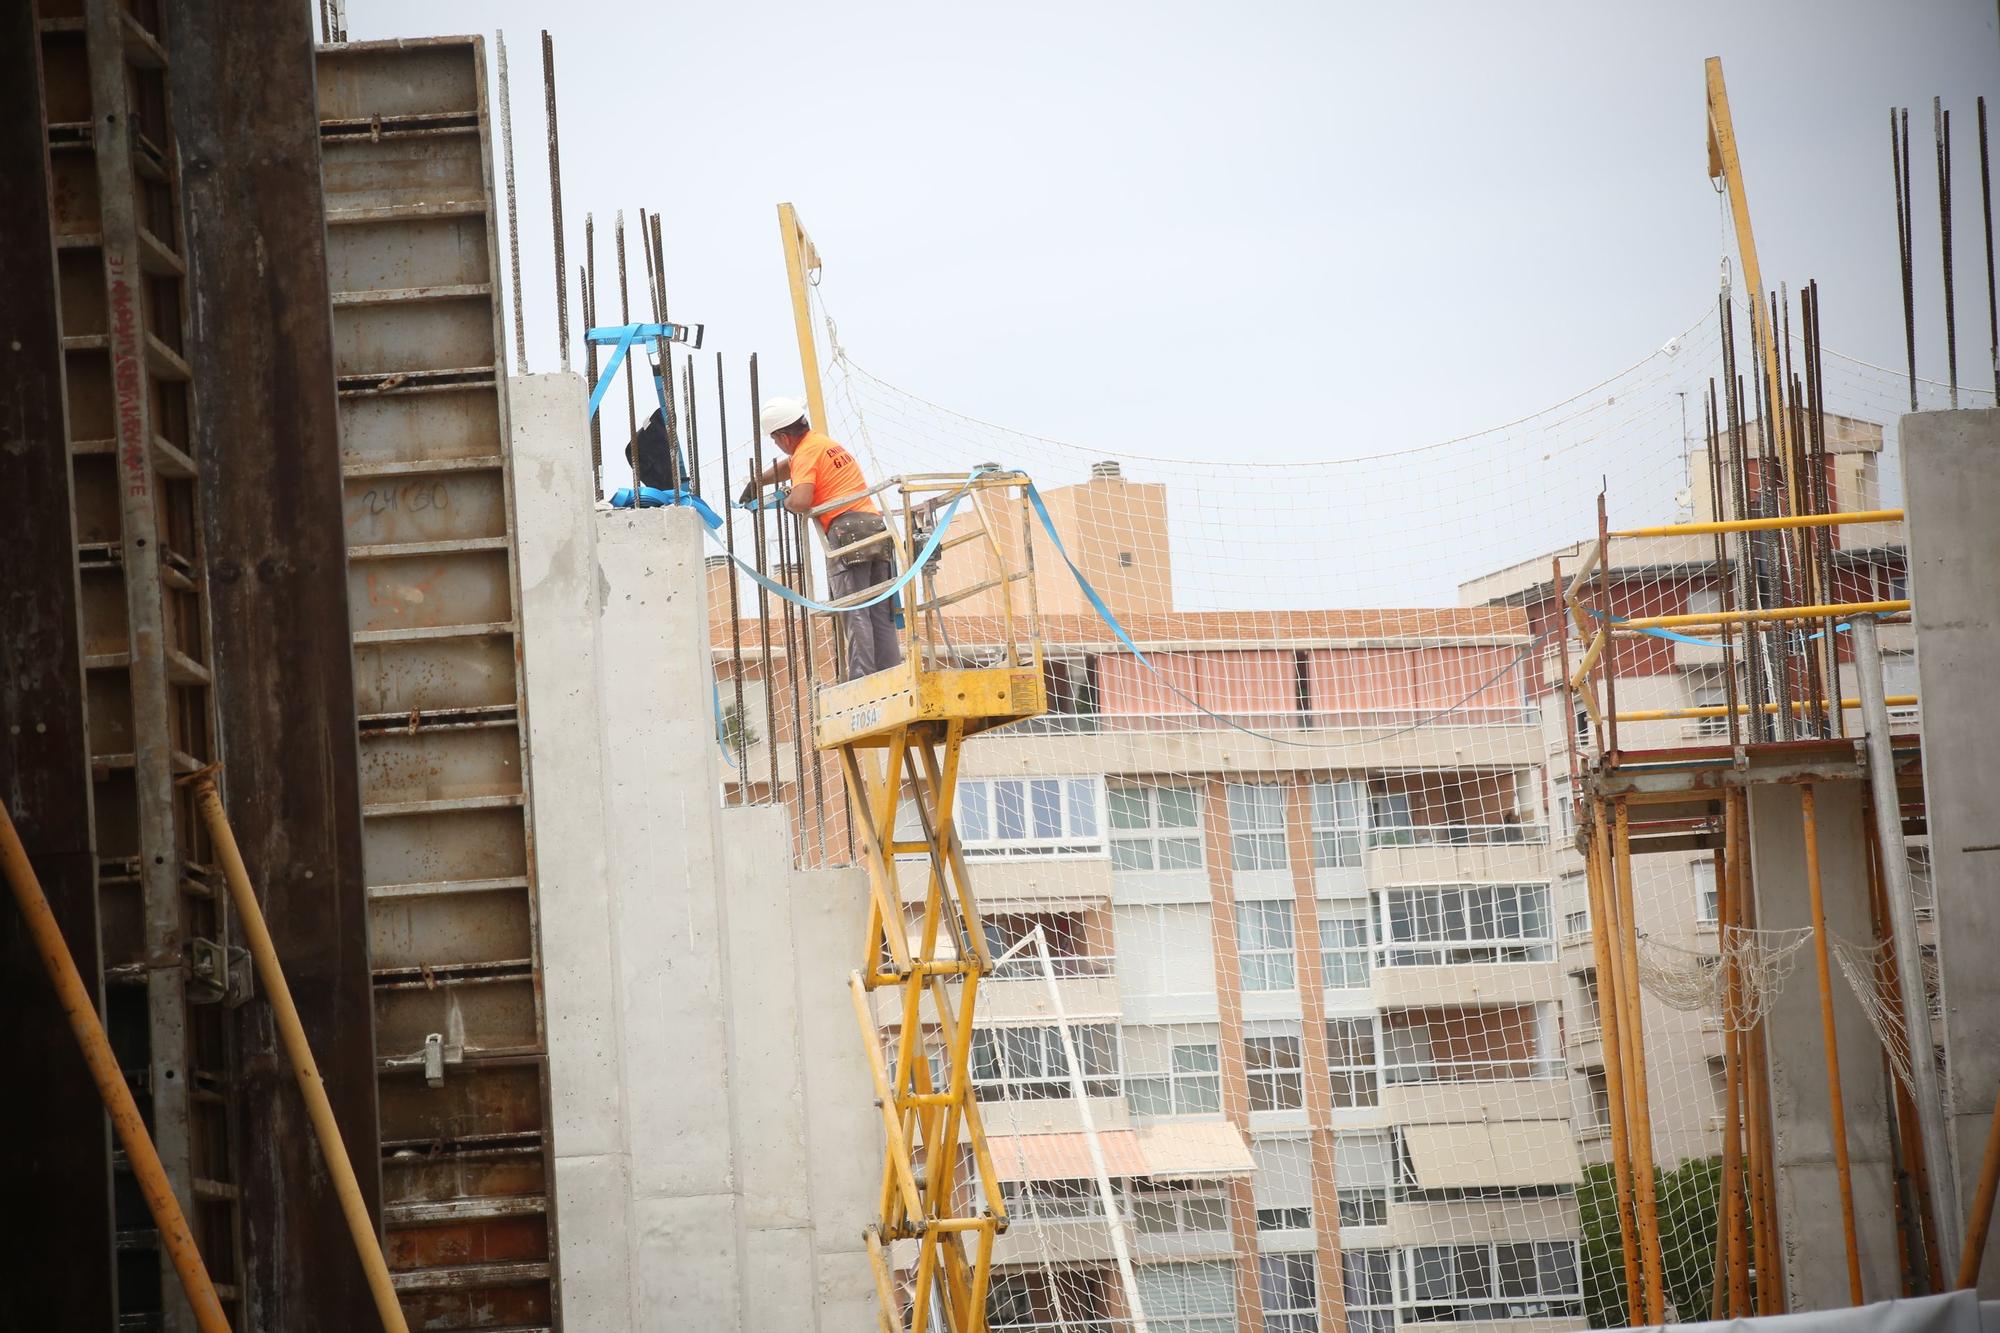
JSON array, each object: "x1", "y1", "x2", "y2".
[{"x1": 811, "y1": 472, "x2": 1048, "y2": 1333}]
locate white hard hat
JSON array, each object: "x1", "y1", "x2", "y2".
[{"x1": 759, "y1": 397, "x2": 808, "y2": 436}]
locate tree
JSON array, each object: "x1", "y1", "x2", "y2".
[
  {"x1": 1578, "y1": 1156, "x2": 1724, "y2": 1328},
  {"x1": 720, "y1": 700, "x2": 760, "y2": 754}
]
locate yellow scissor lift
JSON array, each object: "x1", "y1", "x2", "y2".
[{"x1": 810, "y1": 471, "x2": 1049, "y2": 1333}]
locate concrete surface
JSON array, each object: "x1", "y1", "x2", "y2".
[
  {"x1": 516, "y1": 376, "x2": 878, "y2": 1330},
  {"x1": 1748, "y1": 779, "x2": 1900, "y2": 1307},
  {"x1": 1901, "y1": 409, "x2": 2000, "y2": 1296}
]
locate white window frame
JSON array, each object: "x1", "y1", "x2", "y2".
[
  {"x1": 1126, "y1": 1040, "x2": 1223, "y2": 1119},
  {"x1": 971, "y1": 1023, "x2": 1120, "y2": 1101},
  {"x1": 1228, "y1": 782, "x2": 1290, "y2": 871},
  {"x1": 1693, "y1": 858, "x2": 1719, "y2": 925},
  {"x1": 983, "y1": 911, "x2": 1114, "y2": 980},
  {"x1": 1402, "y1": 1241, "x2": 1582, "y2": 1322},
  {"x1": 1380, "y1": 1002, "x2": 1561, "y2": 1086},
  {"x1": 1108, "y1": 783, "x2": 1204, "y2": 873},
  {"x1": 999, "y1": 1177, "x2": 1102, "y2": 1223},
  {"x1": 1135, "y1": 1261, "x2": 1235, "y2": 1333},
  {"x1": 1245, "y1": 1030, "x2": 1305, "y2": 1112},
  {"x1": 1319, "y1": 909, "x2": 1371, "y2": 989},
  {"x1": 1376, "y1": 883, "x2": 1554, "y2": 966},
  {"x1": 1256, "y1": 1205, "x2": 1313, "y2": 1232},
  {"x1": 957, "y1": 775, "x2": 1105, "y2": 858},
  {"x1": 1311, "y1": 778, "x2": 1368, "y2": 868},
  {"x1": 1552, "y1": 774, "x2": 1575, "y2": 839},
  {"x1": 1130, "y1": 1183, "x2": 1230, "y2": 1238},
  {"x1": 1327, "y1": 1015, "x2": 1380, "y2": 1109},
  {"x1": 1259, "y1": 1252, "x2": 1319, "y2": 1333},
  {"x1": 1336, "y1": 1128, "x2": 1393, "y2": 1228},
  {"x1": 1237, "y1": 900, "x2": 1298, "y2": 992},
  {"x1": 1342, "y1": 1247, "x2": 1397, "y2": 1333}
]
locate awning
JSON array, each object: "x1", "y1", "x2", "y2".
[
  {"x1": 1136, "y1": 1121, "x2": 1255, "y2": 1180},
  {"x1": 1401, "y1": 1120, "x2": 1580, "y2": 1190},
  {"x1": 983, "y1": 1122, "x2": 1254, "y2": 1184},
  {"x1": 985, "y1": 1130, "x2": 1148, "y2": 1183}
]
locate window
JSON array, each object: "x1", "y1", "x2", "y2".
[
  {"x1": 1311, "y1": 779, "x2": 1368, "y2": 868},
  {"x1": 1000, "y1": 1178, "x2": 1102, "y2": 1222},
  {"x1": 1319, "y1": 911, "x2": 1371, "y2": 989},
  {"x1": 1377, "y1": 884, "x2": 1553, "y2": 966},
  {"x1": 971, "y1": 1024, "x2": 1120, "y2": 1101},
  {"x1": 1381, "y1": 1004, "x2": 1560, "y2": 1085},
  {"x1": 1686, "y1": 585, "x2": 1721, "y2": 617},
  {"x1": 1237, "y1": 901, "x2": 1298, "y2": 992},
  {"x1": 1563, "y1": 909, "x2": 1590, "y2": 938},
  {"x1": 1336, "y1": 1130, "x2": 1393, "y2": 1228},
  {"x1": 1228, "y1": 783, "x2": 1290, "y2": 870},
  {"x1": 1343, "y1": 1249, "x2": 1396, "y2": 1333},
  {"x1": 1108, "y1": 784, "x2": 1203, "y2": 872},
  {"x1": 1404, "y1": 1242, "x2": 1582, "y2": 1322},
  {"x1": 1552, "y1": 775, "x2": 1574, "y2": 839},
  {"x1": 1582, "y1": 1070, "x2": 1611, "y2": 1132},
  {"x1": 1246, "y1": 1031, "x2": 1304, "y2": 1112},
  {"x1": 990, "y1": 1270, "x2": 1113, "y2": 1331},
  {"x1": 1127, "y1": 1040, "x2": 1223, "y2": 1118},
  {"x1": 1400, "y1": 1232, "x2": 1584, "y2": 1320},
  {"x1": 1044, "y1": 657, "x2": 1098, "y2": 721},
  {"x1": 1258, "y1": 1206, "x2": 1312, "y2": 1232},
  {"x1": 1691, "y1": 671, "x2": 1731, "y2": 738},
  {"x1": 1367, "y1": 790, "x2": 1415, "y2": 846},
  {"x1": 1575, "y1": 969, "x2": 1601, "y2": 1036},
  {"x1": 1136, "y1": 1262, "x2": 1234, "y2": 1333},
  {"x1": 958, "y1": 776, "x2": 1103, "y2": 857},
  {"x1": 1327, "y1": 1017, "x2": 1380, "y2": 1108},
  {"x1": 1259, "y1": 1253, "x2": 1318, "y2": 1333},
  {"x1": 983, "y1": 912, "x2": 1112, "y2": 979},
  {"x1": 1693, "y1": 859, "x2": 1718, "y2": 925},
  {"x1": 1132, "y1": 1184, "x2": 1229, "y2": 1236}
]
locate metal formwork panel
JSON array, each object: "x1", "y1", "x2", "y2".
[
  {"x1": 30, "y1": 0, "x2": 245, "y2": 1327},
  {"x1": 316, "y1": 36, "x2": 558, "y2": 1330}
]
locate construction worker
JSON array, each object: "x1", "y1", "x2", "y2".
[{"x1": 740, "y1": 398, "x2": 902, "y2": 681}]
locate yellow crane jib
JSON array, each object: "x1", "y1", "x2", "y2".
[{"x1": 812, "y1": 470, "x2": 1048, "y2": 1333}]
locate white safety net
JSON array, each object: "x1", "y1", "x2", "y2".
[{"x1": 693, "y1": 256, "x2": 1981, "y2": 1332}]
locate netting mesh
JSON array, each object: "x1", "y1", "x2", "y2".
[
  {"x1": 1829, "y1": 931, "x2": 1947, "y2": 1104},
  {"x1": 1636, "y1": 929, "x2": 1813, "y2": 1033},
  {"x1": 696, "y1": 258, "x2": 1982, "y2": 1331}
]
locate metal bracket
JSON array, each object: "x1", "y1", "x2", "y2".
[
  {"x1": 187, "y1": 937, "x2": 252, "y2": 1006},
  {"x1": 421, "y1": 1031, "x2": 464, "y2": 1088}
]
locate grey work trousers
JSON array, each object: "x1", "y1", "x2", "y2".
[{"x1": 824, "y1": 511, "x2": 903, "y2": 682}]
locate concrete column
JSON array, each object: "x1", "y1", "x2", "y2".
[
  {"x1": 517, "y1": 399, "x2": 879, "y2": 1330},
  {"x1": 1901, "y1": 408, "x2": 2000, "y2": 1293},
  {"x1": 1746, "y1": 779, "x2": 1898, "y2": 1304},
  {"x1": 515, "y1": 373, "x2": 633, "y2": 1330}
]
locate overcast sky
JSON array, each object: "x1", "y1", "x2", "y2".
[{"x1": 342, "y1": 0, "x2": 1999, "y2": 470}]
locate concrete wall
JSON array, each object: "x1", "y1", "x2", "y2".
[
  {"x1": 1747, "y1": 780, "x2": 1900, "y2": 1307},
  {"x1": 513, "y1": 373, "x2": 877, "y2": 1331},
  {"x1": 1902, "y1": 409, "x2": 2000, "y2": 1296}
]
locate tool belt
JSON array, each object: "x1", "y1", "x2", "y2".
[{"x1": 825, "y1": 510, "x2": 891, "y2": 571}]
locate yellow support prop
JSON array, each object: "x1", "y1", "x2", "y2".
[
  {"x1": 1618, "y1": 599, "x2": 1909, "y2": 631},
  {"x1": 1611, "y1": 509, "x2": 1903, "y2": 538}
]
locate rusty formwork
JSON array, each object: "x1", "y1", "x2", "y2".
[
  {"x1": 316, "y1": 36, "x2": 560, "y2": 1330},
  {"x1": 19, "y1": 0, "x2": 246, "y2": 1328},
  {"x1": 167, "y1": 1, "x2": 385, "y2": 1327}
]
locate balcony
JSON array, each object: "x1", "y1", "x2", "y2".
[{"x1": 966, "y1": 709, "x2": 1544, "y2": 777}]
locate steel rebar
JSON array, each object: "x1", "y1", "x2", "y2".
[
  {"x1": 651, "y1": 215, "x2": 680, "y2": 494},
  {"x1": 719, "y1": 355, "x2": 748, "y2": 788},
  {"x1": 1981, "y1": 97, "x2": 1997, "y2": 396},
  {"x1": 1939, "y1": 99, "x2": 1960, "y2": 406},
  {"x1": 750, "y1": 355, "x2": 779, "y2": 805},
  {"x1": 1895, "y1": 108, "x2": 1920, "y2": 411},
  {"x1": 496, "y1": 33, "x2": 527, "y2": 372},
  {"x1": 541, "y1": 31, "x2": 570, "y2": 370},
  {"x1": 616, "y1": 211, "x2": 638, "y2": 502}
]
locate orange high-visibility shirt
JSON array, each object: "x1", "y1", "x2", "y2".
[{"x1": 789, "y1": 430, "x2": 879, "y2": 527}]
